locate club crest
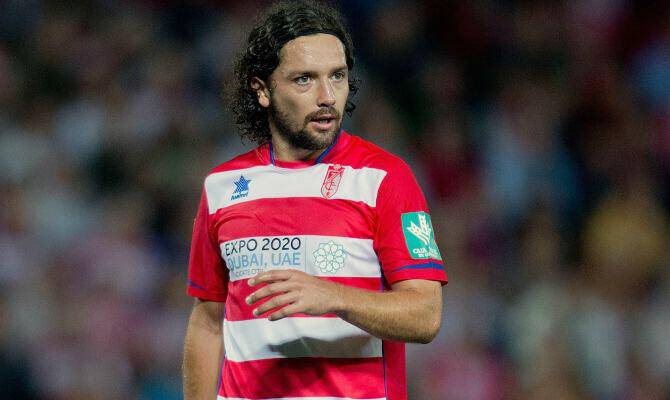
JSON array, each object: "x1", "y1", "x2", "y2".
[{"x1": 321, "y1": 164, "x2": 344, "y2": 199}]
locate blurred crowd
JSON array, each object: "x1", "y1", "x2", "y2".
[{"x1": 1, "y1": 0, "x2": 670, "y2": 399}]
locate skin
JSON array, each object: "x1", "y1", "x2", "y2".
[
  {"x1": 183, "y1": 33, "x2": 443, "y2": 400},
  {"x1": 183, "y1": 299, "x2": 224, "y2": 400},
  {"x1": 247, "y1": 270, "x2": 442, "y2": 343},
  {"x1": 251, "y1": 33, "x2": 349, "y2": 161}
]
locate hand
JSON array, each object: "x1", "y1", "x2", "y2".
[{"x1": 246, "y1": 270, "x2": 341, "y2": 321}]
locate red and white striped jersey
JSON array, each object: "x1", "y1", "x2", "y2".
[{"x1": 187, "y1": 131, "x2": 447, "y2": 400}]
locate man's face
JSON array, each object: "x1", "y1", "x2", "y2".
[{"x1": 260, "y1": 33, "x2": 349, "y2": 151}]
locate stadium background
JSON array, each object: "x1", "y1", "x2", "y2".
[{"x1": 1, "y1": 0, "x2": 670, "y2": 399}]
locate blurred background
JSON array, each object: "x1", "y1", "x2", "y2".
[{"x1": 1, "y1": 0, "x2": 670, "y2": 399}]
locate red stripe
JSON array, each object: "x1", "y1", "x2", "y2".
[
  {"x1": 209, "y1": 147, "x2": 267, "y2": 173},
  {"x1": 225, "y1": 277, "x2": 382, "y2": 321},
  {"x1": 383, "y1": 341, "x2": 407, "y2": 400},
  {"x1": 212, "y1": 197, "x2": 376, "y2": 241},
  {"x1": 220, "y1": 357, "x2": 386, "y2": 399}
]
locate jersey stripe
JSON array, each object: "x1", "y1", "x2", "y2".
[
  {"x1": 220, "y1": 235, "x2": 380, "y2": 282},
  {"x1": 219, "y1": 397, "x2": 386, "y2": 400},
  {"x1": 211, "y1": 197, "x2": 376, "y2": 241},
  {"x1": 205, "y1": 164, "x2": 387, "y2": 212},
  {"x1": 225, "y1": 277, "x2": 382, "y2": 321},
  {"x1": 223, "y1": 317, "x2": 383, "y2": 362},
  {"x1": 221, "y1": 357, "x2": 386, "y2": 399}
]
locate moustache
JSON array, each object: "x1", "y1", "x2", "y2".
[{"x1": 305, "y1": 107, "x2": 340, "y2": 122}]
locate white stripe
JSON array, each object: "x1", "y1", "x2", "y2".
[
  {"x1": 219, "y1": 397, "x2": 386, "y2": 400},
  {"x1": 205, "y1": 164, "x2": 387, "y2": 212},
  {"x1": 221, "y1": 235, "x2": 381, "y2": 281},
  {"x1": 224, "y1": 317, "x2": 382, "y2": 362}
]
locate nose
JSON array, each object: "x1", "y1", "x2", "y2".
[{"x1": 317, "y1": 77, "x2": 336, "y2": 107}]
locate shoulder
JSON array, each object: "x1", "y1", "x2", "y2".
[
  {"x1": 343, "y1": 133, "x2": 413, "y2": 176},
  {"x1": 198, "y1": 145, "x2": 268, "y2": 212},
  {"x1": 343, "y1": 134, "x2": 425, "y2": 202},
  {"x1": 200, "y1": 145, "x2": 268, "y2": 201},
  {"x1": 206, "y1": 146, "x2": 267, "y2": 177}
]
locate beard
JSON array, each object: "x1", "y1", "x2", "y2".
[{"x1": 269, "y1": 101, "x2": 342, "y2": 151}]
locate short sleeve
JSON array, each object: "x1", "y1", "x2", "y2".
[
  {"x1": 186, "y1": 187, "x2": 229, "y2": 301},
  {"x1": 374, "y1": 161, "x2": 447, "y2": 286}
]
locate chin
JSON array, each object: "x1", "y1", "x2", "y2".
[
  {"x1": 310, "y1": 128, "x2": 339, "y2": 147},
  {"x1": 285, "y1": 122, "x2": 341, "y2": 151}
]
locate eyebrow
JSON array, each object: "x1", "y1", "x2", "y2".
[{"x1": 287, "y1": 65, "x2": 348, "y2": 76}]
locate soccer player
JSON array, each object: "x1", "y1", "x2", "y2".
[{"x1": 182, "y1": 1, "x2": 447, "y2": 399}]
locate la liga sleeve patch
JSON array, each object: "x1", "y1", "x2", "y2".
[{"x1": 401, "y1": 211, "x2": 442, "y2": 260}]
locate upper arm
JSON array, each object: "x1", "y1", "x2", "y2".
[
  {"x1": 391, "y1": 279, "x2": 443, "y2": 340},
  {"x1": 189, "y1": 298, "x2": 225, "y2": 334},
  {"x1": 374, "y1": 161, "x2": 448, "y2": 285},
  {"x1": 390, "y1": 279, "x2": 442, "y2": 309},
  {"x1": 187, "y1": 186, "x2": 229, "y2": 302}
]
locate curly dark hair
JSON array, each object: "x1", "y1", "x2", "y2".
[{"x1": 229, "y1": 0, "x2": 359, "y2": 145}]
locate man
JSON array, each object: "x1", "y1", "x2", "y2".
[{"x1": 182, "y1": 1, "x2": 447, "y2": 399}]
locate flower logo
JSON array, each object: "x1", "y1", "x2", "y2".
[{"x1": 313, "y1": 241, "x2": 347, "y2": 273}]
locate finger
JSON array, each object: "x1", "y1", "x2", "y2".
[
  {"x1": 248, "y1": 270, "x2": 294, "y2": 286},
  {"x1": 253, "y1": 292, "x2": 298, "y2": 316},
  {"x1": 268, "y1": 302, "x2": 303, "y2": 321},
  {"x1": 246, "y1": 281, "x2": 294, "y2": 305}
]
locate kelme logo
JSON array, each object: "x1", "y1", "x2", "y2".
[
  {"x1": 231, "y1": 175, "x2": 251, "y2": 200},
  {"x1": 402, "y1": 212, "x2": 442, "y2": 260}
]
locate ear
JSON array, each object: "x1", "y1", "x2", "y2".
[{"x1": 250, "y1": 77, "x2": 271, "y2": 108}]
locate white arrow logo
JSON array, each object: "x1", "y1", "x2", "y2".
[{"x1": 406, "y1": 213, "x2": 431, "y2": 246}]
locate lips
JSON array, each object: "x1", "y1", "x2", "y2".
[
  {"x1": 310, "y1": 114, "x2": 336, "y2": 130},
  {"x1": 310, "y1": 118, "x2": 335, "y2": 130}
]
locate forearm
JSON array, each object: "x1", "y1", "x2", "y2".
[
  {"x1": 331, "y1": 282, "x2": 442, "y2": 343},
  {"x1": 247, "y1": 271, "x2": 443, "y2": 344},
  {"x1": 183, "y1": 303, "x2": 224, "y2": 400}
]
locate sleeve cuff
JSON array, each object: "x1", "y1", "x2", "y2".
[
  {"x1": 186, "y1": 280, "x2": 228, "y2": 302},
  {"x1": 384, "y1": 262, "x2": 448, "y2": 286}
]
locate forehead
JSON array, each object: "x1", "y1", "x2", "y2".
[{"x1": 277, "y1": 33, "x2": 346, "y2": 72}]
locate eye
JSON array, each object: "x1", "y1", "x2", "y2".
[
  {"x1": 332, "y1": 71, "x2": 346, "y2": 81},
  {"x1": 295, "y1": 75, "x2": 311, "y2": 85}
]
